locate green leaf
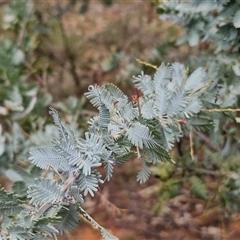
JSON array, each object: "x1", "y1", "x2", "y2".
[
  {"x1": 158, "y1": 125, "x2": 175, "y2": 150},
  {"x1": 1, "y1": 216, "x2": 12, "y2": 230},
  {"x1": 54, "y1": 205, "x2": 80, "y2": 234},
  {"x1": 11, "y1": 166, "x2": 34, "y2": 185},
  {"x1": 0, "y1": 203, "x2": 23, "y2": 216},
  {"x1": 34, "y1": 217, "x2": 59, "y2": 235},
  {"x1": 11, "y1": 49, "x2": 25, "y2": 65},
  {"x1": 232, "y1": 64, "x2": 240, "y2": 76},
  {"x1": 187, "y1": 116, "x2": 214, "y2": 132},
  {"x1": 0, "y1": 188, "x2": 23, "y2": 216},
  {"x1": 233, "y1": 9, "x2": 240, "y2": 28},
  {"x1": 116, "y1": 151, "x2": 135, "y2": 164},
  {"x1": 143, "y1": 144, "x2": 173, "y2": 164},
  {"x1": 0, "y1": 124, "x2": 5, "y2": 156},
  {"x1": 189, "y1": 176, "x2": 208, "y2": 200},
  {"x1": 11, "y1": 181, "x2": 27, "y2": 196}
]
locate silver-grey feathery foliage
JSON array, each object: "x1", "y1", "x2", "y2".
[
  {"x1": 30, "y1": 62, "x2": 213, "y2": 193},
  {"x1": 1, "y1": 62, "x2": 215, "y2": 240},
  {"x1": 158, "y1": 0, "x2": 240, "y2": 78}
]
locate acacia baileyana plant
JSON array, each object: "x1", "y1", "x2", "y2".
[{"x1": 1, "y1": 62, "x2": 233, "y2": 239}]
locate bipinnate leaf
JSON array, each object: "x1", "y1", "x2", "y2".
[
  {"x1": 143, "y1": 145, "x2": 172, "y2": 164},
  {"x1": 104, "y1": 83, "x2": 128, "y2": 103},
  {"x1": 154, "y1": 62, "x2": 171, "y2": 88},
  {"x1": 116, "y1": 152, "x2": 135, "y2": 164},
  {"x1": 33, "y1": 218, "x2": 59, "y2": 236},
  {"x1": 101, "y1": 228, "x2": 119, "y2": 240},
  {"x1": 133, "y1": 72, "x2": 154, "y2": 97},
  {"x1": 154, "y1": 87, "x2": 170, "y2": 117},
  {"x1": 137, "y1": 159, "x2": 151, "y2": 184},
  {"x1": 54, "y1": 140, "x2": 80, "y2": 167},
  {"x1": 49, "y1": 107, "x2": 68, "y2": 141},
  {"x1": 70, "y1": 186, "x2": 84, "y2": 204},
  {"x1": 187, "y1": 116, "x2": 214, "y2": 132},
  {"x1": 167, "y1": 89, "x2": 188, "y2": 118},
  {"x1": 12, "y1": 181, "x2": 27, "y2": 196},
  {"x1": 84, "y1": 85, "x2": 101, "y2": 108},
  {"x1": 141, "y1": 101, "x2": 155, "y2": 119},
  {"x1": 8, "y1": 225, "x2": 34, "y2": 240},
  {"x1": 0, "y1": 188, "x2": 23, "y2": 216},
  {"x1": 189, "y1": 176, "x2": 208, "y2": 200},
  {"x1": 54, "y1": 204, "x2": 80, "y2": 234},
  {"x1": 184, "y1": 97, "x2": 202, "y2": 118},
  {"x1": 126, "y1": 122, "x2": 156, "y2": 149},
  {"x1": 77, "y1": 172, "x2": 99, "y2": 197},
  {"x1": 172, "y1": 62, "x2": 185, "y2": 87},
  {"x1": 121, "y1": 102, "x2": 138, "y2": 121},
  {"x1": 29, "y1": 146, "x2": 70, "y2": 171},
  {"x1": 27, "y1": 178, "x2": 62, "y2": 206},
  {"x1": 99, "y1": 103, "x2": 110, "y2": 127},
  {"x1": 184, "y1": 67, "x2": 206, "y2": 92},
  {"x1": 104, "y1": 160, "x2": 114, "y2": 181}
]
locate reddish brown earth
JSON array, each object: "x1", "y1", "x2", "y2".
[{"x1": 59, "y1": 160, "x2": 240, "y2": 240}]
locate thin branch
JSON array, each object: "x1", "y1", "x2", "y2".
[
  {"x1": 180, "y1": 66, "x2": 189, "y2": 87},
  {"x1": 201, "y1": 108, "x2": 240, "y2": 112},
  {"x1": 96, "y1": 191, "x2": 126, "y2": 216},
  {"x1": 58, "y1": 16, "x2": 80, "y2": 89},
  {"x1": 188, "y1": 167, "x2": 223, "y2": 176},
  {"x1": 136, "y1": 147, "x2": 141, "y2": 158},
  {"x1": 17, "y1": 4, "x2": 31, "y2": 47},
  {"x1": 82, "y1": 109, "x2": 98, "y2": 116},
  {"x1": 33, "y1": 170, "x2": 78, "y2": 219},
  {"x1": 135, "y1": 58, "x2": 158, "y2": 70},
  {"x1": 24, "y1": 62, "x2": 44, "y2": 87},
  {"x1": 195, "y1": 132, "x2": 221, "y2": 152},
  {"x1": 188, "y1": 80, "x2": 213, "y2": 97},
  {"x1": 138, "y1": 184, "x2": 159, "y2": 197},
  {"x1": 79, "y1": 206, "x2": 119, "y2": 240},
  {"x1": 189, "y1": 130, "x2": 195, "y2": 161}
]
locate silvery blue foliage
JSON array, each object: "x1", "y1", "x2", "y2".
[
  {"x1": 158, "y1": 0, "x2": 240, "y2": 77},
  {"x1": 1, "y1": 62, "x2": 218, "y2": 239}
]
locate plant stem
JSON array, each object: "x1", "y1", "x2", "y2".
[
  {"x1": 79, "y1": 206, "x2": 119, "y2": 240},
  {"x1": 201, "y1": 108, "x2": 240, "y2": 112}
]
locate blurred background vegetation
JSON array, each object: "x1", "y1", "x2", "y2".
[{"x1": 1, "y1": 0, "x2": 240, "y2": 239}]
